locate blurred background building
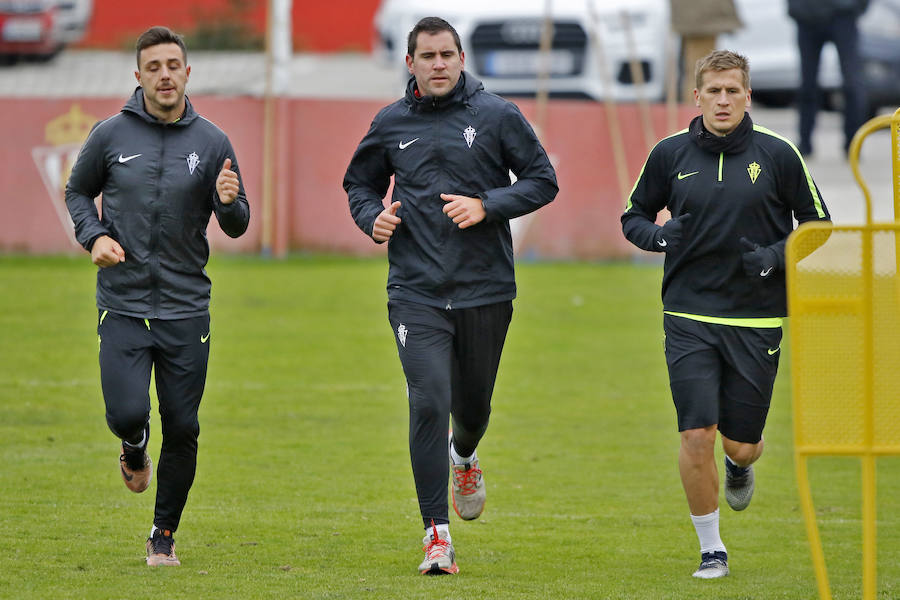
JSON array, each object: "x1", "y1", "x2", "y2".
[{"x1": 1, "y1": 0, "x2": 897, "y2": 258}]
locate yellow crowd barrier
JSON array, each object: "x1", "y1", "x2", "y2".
[{"x1": 786, "y1": 107, "x2": 900, "y2": 600}]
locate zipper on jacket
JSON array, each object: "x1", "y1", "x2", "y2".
[
  {"x1": 435, "y1": 98, "x2": 453, "y2": 292},
  {"x1": 150, "y1": 126, "x2": 165, "y2": 317},
  {"x1": 718, "y1": 152, "x2": 724, "y2": 182}
]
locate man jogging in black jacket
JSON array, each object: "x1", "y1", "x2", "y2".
[
  {"x1": 344, "y1": 16, "x2": 557, "y2": 575},
  {"x1": 622, "y1": 50, "x2": 830, "y2": 579},
  {"x1": 65, "y1": 26, "x2": 250, "y2": 567}
]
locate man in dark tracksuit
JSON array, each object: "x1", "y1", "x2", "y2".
[
  {"x1": 622, "y1": 50, "x2": 829, "y2": 579},
  {"x1": 65, "y1": 26, "x2": 249, "y2": 567},
  {"x1": 343, "y1": 17, "x2": 557, "y2": 575}
]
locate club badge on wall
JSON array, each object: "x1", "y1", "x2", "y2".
[{"x1": 31, "y1": 104, "x2": 98, "y2": 247}]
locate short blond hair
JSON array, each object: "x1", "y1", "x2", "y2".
[{"x1": 695, "y1": 50, "x2": 750, "y2": 91}]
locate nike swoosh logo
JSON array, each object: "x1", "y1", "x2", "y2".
[
  {"x1": 118, "y1": 153, "x2": 142, "y2": 163},
  {"x1": 657, "y1": 239, "x2": 667, "y2": 247},
  {"x1": 767, "y1": 347, "x2": 780, "y2": 355},
  {"x1": 398, "y1": 138, "x2": 420, "y2": 149},
  {"x1": 760, "y1": 267, "x2": 774, "y2": 277},
  {"x1": 201, "y1": 332, "x2": 210, "y2": 343},
  {"x1": 677, "y1": 171, "x2": 699, "y2": 180},
  {"x1": 120, "y1": 465, "x2": 134, "y2": 481}
]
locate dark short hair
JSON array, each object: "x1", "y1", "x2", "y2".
[
  {"x1": 136, "y1": 26, "x2": 187, "y2": 69},
  {"x1": 407, "y1": 17, "x2": 462, "y2": 57},
  {"x1": 695, "y1": 49, "x2": 750, "y2": 90}
]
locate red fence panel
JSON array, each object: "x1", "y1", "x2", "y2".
[{"x1": 2, "y1": 95, "x2": 696, "y2": 259}]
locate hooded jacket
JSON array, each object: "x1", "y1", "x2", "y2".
[
  {"x1": 622, "y1": 113, "x2": 830, "y2": 318},
  {"x1": 344, "y1": 72, "x2": 558, "y2": 310},
  {"x1": 65, "y1": 88, "x2": 250, "y2": 319}
]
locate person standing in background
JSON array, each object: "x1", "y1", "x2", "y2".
[{"x1": 788, "y1": 0, "x2": 869, "y2": 156}]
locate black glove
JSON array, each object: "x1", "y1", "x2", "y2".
[
  {"x1": 740, "y1": 237, "x2": 778, "y2": 278},
  {"x1": 653, "y1": 213, "x2": 692, "y2": 253}
]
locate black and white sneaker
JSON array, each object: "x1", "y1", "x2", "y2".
[
  {"x1": 724, "y1": 458, "x2": 755, "y2": 511},
  {"x1": 692, "y1": 551, "x2": 728, "y2": 579},
  {"x1": 119, "y1": 444, "x2": 151, "y2": 493}
]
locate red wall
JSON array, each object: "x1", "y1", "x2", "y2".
[
  {"x1": 79, "y1": 0, "x2": 380, "y2": 52},
  {"x1": 3, "y1": 95, "x2": 696, "y2": 259},
  {"x1": 7, "y1": 98, "x2": 262, "y2": 254}
]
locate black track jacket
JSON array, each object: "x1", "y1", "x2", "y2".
[
  {"x1": 622, "y1": 113, "x2": 830, "y2": 318},
  {"x1": 66, "y1": 88, "x2": 250, "y2": 319},
  {"x1": 343, "y1": 73, "x2": 558, "y2": 310}
]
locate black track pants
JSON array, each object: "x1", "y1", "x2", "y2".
[
  {"x1": 387, "y1": 300, "x2": 513, "y2": 527},
  {"x1": 98, "y1": 310, "x2": 210, "y2": 531}
]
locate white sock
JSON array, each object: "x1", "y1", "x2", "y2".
[
  {"x1": 123, "y1": 428, "x2": 147, "y2": 451},
  {"x1": 449, "y1": 441, "x2": 476, "y2": 466},
  {"x1": 690, "y1": 509, "x2": 726, "y2": 555},
  {"x1": 150, "y1": 525, "x2": 159, "y2": 537},
  {"x1": 426, "y1": 523, "x2": 451, "y2": 543},
  {"x1": 725, "y1": 455, "x2": 749, "y2": 470}
]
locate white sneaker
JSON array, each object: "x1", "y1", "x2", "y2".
[
  {"x1": 418, "y1": 523, "x2": 458, "y2": 575},
  {"x1": 692, "y1": 551, "x2": 728, "y2": 579},
  {"x1": 449, "y1": 432, "x2": 486, "y2": 519}
]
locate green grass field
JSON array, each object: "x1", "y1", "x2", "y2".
[{"x1": 1, "y1": 255, "x2": 898, "y2": 599}]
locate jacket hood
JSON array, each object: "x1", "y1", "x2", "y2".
[
  {"x1": 122, "y1": 87, "x2": 199, "y2": 126},
  {"x1": 404, "y1": 71, "x2": 484, "y2": 112}
]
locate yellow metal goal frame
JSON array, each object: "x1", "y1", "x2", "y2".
[{"x1": 786, "y1": 107, "x2": 900, "y2": 600}]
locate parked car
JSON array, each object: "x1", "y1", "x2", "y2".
[
  {"x1": 374, "y1": 0, "x2": 900, "y2": 114},
  {"x1": 55, "y1": 0, "x2": 91, "y2": 45},
  {"x1": 0, "y1": 0, "x2": 91, "y2": 62},
  {"x1": 857, "y1": 0, "x2": 900, "y2": 115},
  {"x1": 373, "y1": 0, "x2": 673, "y2": 102},
  {"x1": 0, "y1": 0, "x2": 61, "y2": 60}
]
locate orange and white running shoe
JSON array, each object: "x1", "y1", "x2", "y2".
[
  {"x1": 418, "y1": 522, "x2": 458, "y2": 575},
  {"x1": 450, "y1": 456, "x2": 485, "y2": 521}
]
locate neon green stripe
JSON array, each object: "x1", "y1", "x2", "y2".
[
  {"x1": 753, "y1": 124, "x2": 827, "y2": 218},
  {"x1": 718, "y1": 153, "x2": 724, "y2": 181},
  {"x1": 624, "y1": 128, "x2": 689, "y2": 212},
  {"x1": 99, "y1": 310, "x2": 108, "y2": 325},
  {"x1": 144, "y1": 319, "x2": 151, "y2": 330},
  {"x1": 665, "y1": 311, "x2": 783, "y2": 328},
  {"x1": 624, "y1": 162, "x2": 647, "y2": 212}
]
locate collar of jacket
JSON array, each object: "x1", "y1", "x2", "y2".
[
  {"x1": 689, "y1": 111, "x2": 753, "y2": 155},
  {"x1": 405, "y1": 72, "x2": 483, "y2": 113},
  {"x1": 121, "y1": 86, "x2": 198, "y2": 126}
]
